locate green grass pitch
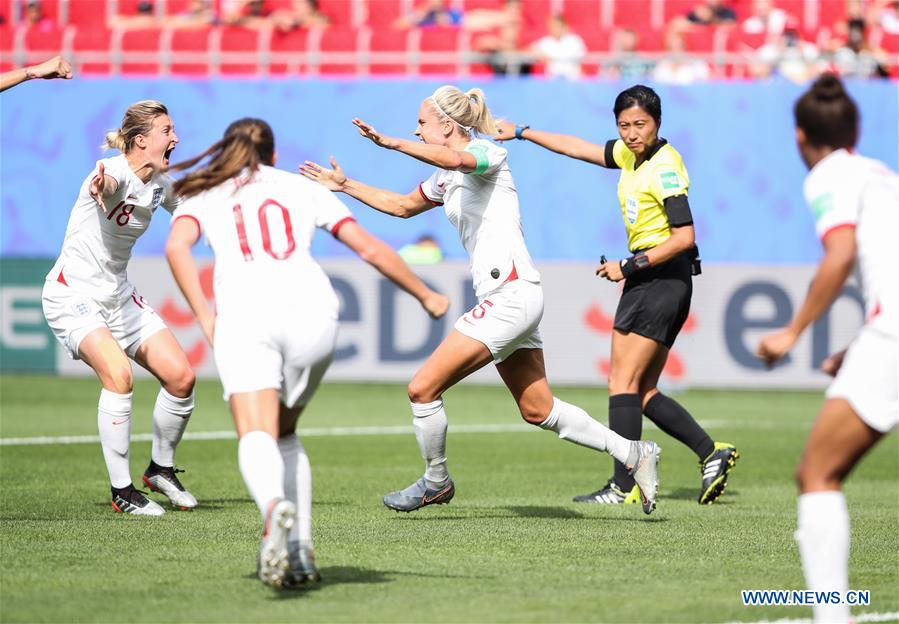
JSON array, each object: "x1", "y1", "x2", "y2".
[{"x1": 1, "y1": 375, "x2": 896, "y2": 623}]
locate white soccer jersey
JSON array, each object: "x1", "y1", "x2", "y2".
[
  {"x1": 173, "y1": 165, "x2": 354, "y2": 317},
  {"x1": 804, "y1": 149, "x2": 898, "y2": 338},
  {"x1": 419, "y1": 138, "x2": 540, "y2": 299},
  {"x1": 47, "y1": 154, "x2": 178, "y2": 303}
]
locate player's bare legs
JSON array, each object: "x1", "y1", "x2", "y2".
[
  {"x1": 231, "y1": 389, "x2": 295, "y2": 588},
  {"x1": 277, "y1": 403, "x2": 319, "y2": 587},
  {"x1": 133, "y1": 329, "x2": 197, "y2": 509},
  {"x1": 794, "y1": 399, "x2": 884, "y2": 623},
  {"x1": 497, "y1": 348, "x2": 660, "y2": 514},
  {"x1": 78, "y1": 328, "x2": 164, "y2": 515}
]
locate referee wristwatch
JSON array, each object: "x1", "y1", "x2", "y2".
[
  {"x1": 514, "y1": 124, "x2": 530, "y2": 140},
  {"x1": 620, "y1": 251, "x2": 650, "y2": 278}
]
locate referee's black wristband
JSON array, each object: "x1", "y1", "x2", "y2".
[
  {"x1": 620, "y1": 251, "x2": 650, "y2": 278},
  {"x1": 515, "y1": 124, "x2": 530, "y2": 140}
]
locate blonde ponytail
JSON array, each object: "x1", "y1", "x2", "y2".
[
  {"x1": 430, "y1": 85, "x2": 496, "y2": 136},
  {"x1": 100, "y1": 100, "x2": 169, "y2": 153}
]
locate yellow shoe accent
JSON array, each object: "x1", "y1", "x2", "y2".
[{"x1": 623, "y1": 485, "x2": 641, "y2": 505}]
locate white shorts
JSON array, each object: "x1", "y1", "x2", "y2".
[
  {"x1": 825, "y1": 327, "x2": 898, "y2": 433},
  {"x1": 214, "y1": 312, "x2": 338, "y2": 408},
  {"x1": 42, "y1": 279, "x2": 167, "y2": 360},
  {"x1": 454, "y1": 279, "x2": 543, "y2": 363}
]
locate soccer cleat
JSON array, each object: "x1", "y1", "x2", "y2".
[
  {"x1": 628, "y1": 440, "x2": 661, "y2": 515},
  {"x1": 283, "y1": 540, "x2": 321, "y2": 589},
  {"x1": 143, "y1": 462, "x2": 198, "y2": 510},
  {"x1": 111, "y1": 486, "x2": 165, "y2": 516},
  {"x1": 258, "y1": 499, "x2": 296, "y2": 589},
  {"x1": 698, "y1": 442, "x2": 740, "y2": 505},
  {"x1": 572, "y1": 480, "x2": 641, "y2": 504},
  {"x1": 382, "y1": 477, "x2": 455, "y2": 512}
]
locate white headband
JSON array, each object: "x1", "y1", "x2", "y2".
[{"x1": 430, "y1": 96, "x2": 472, "y2": 132}]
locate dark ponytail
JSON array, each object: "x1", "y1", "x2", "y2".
[
  {"x1": 794, "y1": 73, "x2": 859, "y2": 149},
  {"x1": 172, "y1": 118, "x2": 275, "y2": 199}
]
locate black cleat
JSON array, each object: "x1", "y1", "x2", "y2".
[
  {"x1": 699, "y1": 443, "x2": 740, "y2": 504},
  {"x1": 111, "y1": 485, "x2": 165, "y2": 516}
]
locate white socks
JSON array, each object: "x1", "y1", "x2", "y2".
[
  {"x1": 238, "y1": 431, "x2": 285, "y2": 520},
  {"x1": 98, "y1": 389, "x2": 133, "y2": 489},
  {"x1": 279, "y1": 434, "x2": 312, "y2": 543},
  {"x1": 539, "y1": 397, "x2": 633, "y2": 465},
  {"x1": 796, "y1": 491, "x2": 851, "y2": 623},
  {"x1": 151, "y1": 388, "x2": 194, "y2": 467},
  {"x1": 411, "y1": 400, "x2": 449, "y2": 484}
]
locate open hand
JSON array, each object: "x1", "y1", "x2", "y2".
[
  {"x1": 89, "y1": 162, "x2": 108, "y2": 211},
  {"x1": 300, "y1": 156, "x2": 347, "y2": 192},
  {"x1": 352, "y1": 118, "x2": 397, "y2": 149}
]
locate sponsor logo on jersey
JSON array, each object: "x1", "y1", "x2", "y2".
[{"x1": 660, "y1": 171, "x2": 680, "y2": 190}]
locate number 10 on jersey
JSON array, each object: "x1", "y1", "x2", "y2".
[{"x1": 232, "y1": 199, "x2": 297, "y2": 261}]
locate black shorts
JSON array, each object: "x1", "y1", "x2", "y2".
[{"x1": 613, "y1": 250, "x2": 692, "y2": 349}]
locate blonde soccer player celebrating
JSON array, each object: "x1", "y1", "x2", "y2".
[
  {"x1": 166, "y1": 118, "x2": 449, "y2": 589},
  {"x1": 301, "y1": 85, "x2": 661, "y2": 515},
  {"x1": 757, "y1": 74, "x2": 897, "y2": 624},
  {"x1": 42, "y1": 101, "x2": 197, "y2": 516}
]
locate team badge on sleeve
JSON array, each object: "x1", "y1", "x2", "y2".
[
  {"x1": 660, "y1": 171, "x2": 681, "y2": 191},
  {"x1": 811, "y1": 193, "x2": 835, "y2": 219}
]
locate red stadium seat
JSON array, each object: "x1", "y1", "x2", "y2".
[
  {"x1": 219, "y1": 25, "x2": 262, "y2": 74},
  {"x1": 576, "y1": 26, "x2": 611, "y2": 76},
  {"x1": 611, "y1": 0, "x2": 653, "y2": 30},
  {"x1": 520, "y1": 0, "x2": 551, "y2": 30},
  {"x1": 269, "y1": 27, "x2": 310, "y2": 74},
  {"x1": 681, "y1": 24, "x2": 717, "y2": 52},
  {"x1": 316, "y1": 26, "x2": 361, "y2": 74},
  {"x1": 462, "y1": 0, "x2": 504, "y2": 10},
  {"x1": 365, "y1": 0, "x2": 406, "y2": 29},
  {"x1": 816, "y1": 0, "x2": 848, "y2": 31},
  {"x1": 0, "y1": 26, "x2": 17, "y2": 71},
  {"x1": 562, "y1": 0, "x2": 601, "y2": 30},
  {"x1": 120, "y1": 27, "x2": 163, "y2": 74},
  {"x1": 879, "y1": 31, "x2": 899, "y2": 54},
  {"x1": 116, "y1": 0, "x2": 150, "y2": 15},
  {"x1": 319, "y1": 0, "x2": 354, "y2": 26},
  {"x1": 71, "y1": 27, "x2": 113, "y2": 74},
  {"x1": 23, "y1": 25, "x2": 65, "y2": 59},
  {"x1": 1, "y1": 0, "x2": 15, "y2": 24},
  {"x1": 169, "y1": 26, "x2": 212, "y2": 75},
  {"x1": 725, "y1": 26, "x2": 766, "y2": 51},
  {"x1": 67, "y1": 0, "x2": 107, "y2": 28},
  {"x1": 414, "y1": 24, "x2": 459, "y2": 75},
  {"x1": 366, "y1": 25, "x2": 409, "y2": 74},
  {"x1": 663, "y1": 0, "x2": 699, "y2": 24}
]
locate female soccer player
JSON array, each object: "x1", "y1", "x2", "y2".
[
  {"x1": 757, "y1": 74, "x2": 897, "y2": 624},
  {"x1": 166, "y1": 118, "x2": 449, "y2": 589},
  {"x1": 42, "y1": 100, "x2": 197, "y2": 516},
  {"x1": 301, "y1": 85, "x2": 661, "y2": 515},
  {"x1": 493, "y1": 85, "x2": 738, "y2": 505}
]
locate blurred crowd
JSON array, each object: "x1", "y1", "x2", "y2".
[{"x1": 4, "y1": 0, "x2": 897, "y2": 81}]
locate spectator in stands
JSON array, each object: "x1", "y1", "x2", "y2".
[
  {"x1": 109, "y1": 0, "x2": 160, "y2": 30},
  {"x1": 874, "y1": 0, "x2": 899, "y2": 33},
  {"x1": 685, "y1": 0, "x2": 736, "y2": 25},
  {"x1": 832, "y1": 19, "x2": 890, "y2": 78},
  {"x1": 470, "y1": 2, "x2": 529, "y2": 76},
  {"x1": 608, "y1": 28, "x2": 656, "y2": 80},
  {"x1": 653, "y1": 30, "x2": 711, "y2": 84},
  {"x1": 222, "y1": 0, "x2": 272, "y2": 29},
  {"x1": 395, "y1": 0, "x2": 463, "y2": 29},
  {"x1": 165, "y1": 0, "x2": 218, "y2": 29},
  {"x1": 0, "y1": 55, "x2": 72, "y2": 92},
  {"x1": 399, "y1": 235, "x2": 444, "y2": 265},
  {"x1": 272, "y1": 0, "x2": 329, "y2": 32},
  {"x1": 24, "y1": 0, "x2": 56, "y2": 32},
  {"x1": 530, "y1": 15, "x2": 586, "y2": 80},
  {"x1": 742, "y1": 0, "x2": 790, "y2": 37},
  {"x1": 751, "y1": 21, "x2": 822, "y2": 82}
]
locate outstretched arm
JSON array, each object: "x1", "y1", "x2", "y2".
[
  {"x1": 336, "y1": 221, "x2": 449, "y2": 319},
  {"x1": 351, "y1": 118, "x2": 479, "y2": 172},
  {"x1": 492, "y1": 119, "x2": 609, "y2": 167},
  {"x1": 88, "y1": 162, "x2": 120, "y2": 212},
  {"x1": 166, "y1": 217, "x2": 215, "y2": 345},
  {"x1": 756, "y1": 227, "x2": 856, "y2": 367},
  {"x1": 300, "y1": 156, "x2": 435, "y2": 219},
  {"x1": 0, "y1": 56, "x2": 73, "y2": 93}
]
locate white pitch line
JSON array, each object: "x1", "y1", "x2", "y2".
[
  {"x1": 0, "y1": 419, "x2": 732, "y2": 447},
  {"x1": 725, "y1": 611, "x2": 899, "y2": 624}
]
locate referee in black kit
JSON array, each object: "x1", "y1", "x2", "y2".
[{"x1": 494, "y1": 85, "x2": 739, "y2": 505}]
